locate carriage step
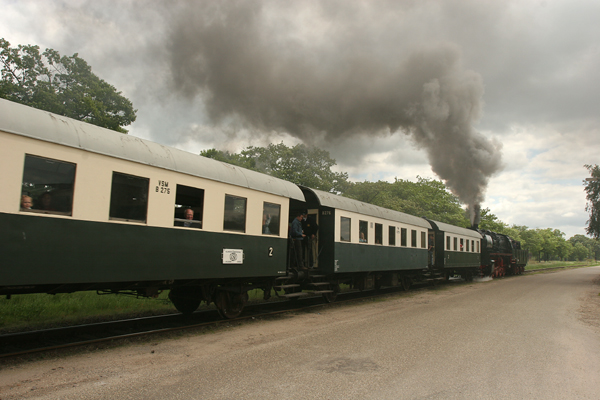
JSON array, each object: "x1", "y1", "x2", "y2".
[
  {"x1": 280, "y1": 292, "x2": 310, "y2": 298},
  {"x1": 309, "y1": 282, "x2": 331, "y2": 287},
  {"x1": 312, "y1": 290, "x2": 334, "y2": 294},
  {"x1": 309, "y1": 274, "x2": 326, "y2": 278},
  {"x1": 274, "y1": 284, "x2": 301, "y2": 290},
  {"x1": 275, "y1": 276, "x2": 291, "y2": 281}
]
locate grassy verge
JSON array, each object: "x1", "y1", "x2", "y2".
[
  {"x1": 0, "y1": 287, "x2": 283, "y2": 333},
  {"x1": 0, "y1": 291, "x2": 176, "y2": 333},
  {"x1": 525, "y1": 260, "x2": 597, "y2": 270}
]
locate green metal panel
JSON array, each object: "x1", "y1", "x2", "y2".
[
  {"x1": 332, "y1": 242, "x2": 428, "y2": 273},
  {"x1": 443, "y1": 251, "x2": 480, "y2": 269},
  {"x1": 0, "y1": 213, "x2": 287, "y2": 286},
  {"x1": 513, "y1": 249, "x2": 529, "y2": 266}
]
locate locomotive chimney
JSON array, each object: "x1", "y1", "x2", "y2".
[{"x1": 471, "y1": 204, "x2": 481, "y2": 230}]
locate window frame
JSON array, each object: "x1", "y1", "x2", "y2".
[
  {"x1": 388, "y1": 226, "x2": 396, "y2": 246},
  {"x1": 223, "y1": 194, "x2": 247, "y2": 233},
  {"x1": 21, "y1": 154, "x2": 77, "y2": 216},
  {"x1": 262, "y1": 202, "x2": 281, "y2": 236},
  {"x1": 359, "y1": 220, "x2": 369, "y2": 243},
  {"x1": 340, "y1": 216, "x2": 351, "y2": 242},
  {"x1": 109, "y1": 171, "x2": 150, "y2": 223}
]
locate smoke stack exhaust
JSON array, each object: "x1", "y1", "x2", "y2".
[
  {"x1": 471, "y1": 204, "x2": 481, "y2": 230},
  {"x1": 165, "y1": 2, "x2": 503, "y2": 205}
]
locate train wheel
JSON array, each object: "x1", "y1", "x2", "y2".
[
  {"x1": 323, "y1": 283, "x2": 340, "y2": 303},
  {"x1": 215, "y1": 291, "x2": 247, "y2": 319},
  {"x1": 169, "y1": 287, "x2": 202, "y2": 315}
]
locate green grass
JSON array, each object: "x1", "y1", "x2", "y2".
[
  {"x1": 0, "y1": 291, "x2": 176, "y2": 333},
  {"x1": 0, "y1": 287, "x2": 299, "y2": 333}
]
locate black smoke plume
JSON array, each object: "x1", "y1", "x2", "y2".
[{"x1": 165, "y1": 1, "x2": 503, "y2": 208}]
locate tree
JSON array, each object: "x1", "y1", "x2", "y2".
[
  {"x1": 584, "y1": 164, "x2": 600, "y2": 239},
  {"x1": 477, "y1": 207, "x2": 508, "y2": 233},
  {"x1": 201, "y1": 142, "x2": 350, "y2": 193},
  {"x1": 344, "y1": 177, "x2": 470, "y2": 226},
  {"x1": 0, "y1": 38, "x2": 136, "y2": 133}
]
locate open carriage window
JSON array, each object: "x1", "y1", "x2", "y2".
[
  {"x1": 109, "y1": 172, "x2": 149, "y2": 222},
  {"x1": 21, "y1": 154, "x2": 76, "y2": 216},
  {"x1": 174, "y1": 184, "x2": 204, "y2": 228}
]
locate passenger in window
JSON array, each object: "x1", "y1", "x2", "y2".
[
  {"x1": 175, "y1": 208, "x2": 195, "y2": 227},
  {"x1": 359, "y1": 232, "x2": 367, "y2": 243},
  {"x1": 290, "y1": 211, "x2": 306, "y2": 270},
  {"x1": 38, "y1": 192, "x2": 56, "y2": 211},
  {"x1": 20, "y1": 195, "x2": 33, "y2": 210},
  {"x1": 262, "y1": 212, "x2": 271, "y2": 234}
]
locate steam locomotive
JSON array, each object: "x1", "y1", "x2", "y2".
[{"x1": 0, "y1": 99, "x2": 527, "y2": 318}]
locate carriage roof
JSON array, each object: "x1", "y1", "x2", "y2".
[{"x1": 0, "y1": 99, "x2": 304, "y2": 201}]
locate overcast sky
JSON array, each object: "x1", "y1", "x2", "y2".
[{"x1": 2, "y1": 0, "x2": 599, "y2": 238}]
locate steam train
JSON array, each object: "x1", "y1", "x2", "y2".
[{"x1": 0, "y1": 99, "x2": 528, "y2": 318}]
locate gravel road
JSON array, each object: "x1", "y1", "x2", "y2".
[{"x1": 1, "y1": 266, "x2": 599, "y2": 400}]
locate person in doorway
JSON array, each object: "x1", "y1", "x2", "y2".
[
  {"x1": 291, "y1": 211, "x2": 306, "y2": 270},
  {"x1": 301, "y1": 210, "x2": 319, "y2": 268},
  {"x1": 428, "y1": 233, "x2": 435, "y2": 266}
]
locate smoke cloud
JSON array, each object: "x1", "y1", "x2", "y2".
[{"x1": 165, "y1": 1, "x2": 503, "y2": 208}]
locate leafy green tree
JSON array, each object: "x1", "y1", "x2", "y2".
[
  {"x1": 571, "y1": 242, "x2": 589, "y2": 261},
  {"x1": 584, "y1": 164, "x2": 600, "y2": 239},
  {"x1": 345, "y1": 177, "x2": 469, "y2": 226},
  {"x1": 0, "y1": 38, "x2": 136, "y2": 133},
  {"x1": 201, "y1": 142, "x2": 350, "y2": 193},
  {"x1": 478, "y1": 208, "x2": 508, "y2": 233}
]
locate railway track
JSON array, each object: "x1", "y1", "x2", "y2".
[{"x1": 0, "y1": 267, "x2": 565, "y2": 359}]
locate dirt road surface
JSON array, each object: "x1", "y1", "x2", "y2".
[{"x1": 1, "y1": 266, "x2": 599, "y2": 400}]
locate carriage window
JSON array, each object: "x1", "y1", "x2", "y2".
[
  {"x1": 359, "y1": 220, "x2": 368, "y2": 243},
  {"x1": 472, "y1": 240, "x2": 475, "y2": 252},
  {"x1": 109, "y1": 172, "x2": 149, "y2": 222},
  {"x1": 174, "y1": 184, "x2": 204, "y2": 228},
  {"x1": 460, "y1": 238, "x2": 464, "y2": 251},
  {"x1": 466, "y1": 239, "x2": 470, "y2": 252},
  {"x1": 375, "y1": 223, "x2": 383, "y2": 245},
  {"x1": 411, "y1": 230, "x2": 417, "y2": 247},
  {"x1": 340, "y1": 217, "x2": 351, "y2": 242},
  {"x1": 476, "y1": 241, "x2": 480, "y2": 253},
  {"x1": 21, "y1": 154, "x2": 76, "y2": 216},
  {"x1": 401, "y1": 228, "x2": 407, "y2": 247},
  {"x1": 421, "y1": 231, "x2": 426, "y2": 248},
  {"x1": 446, "y1": 236, "x2": 451, "y2": 250},
  {"x1": 223, "y1": 194, "x2": 247, "y2": 232},
  {"x1": 389, "y1": 226, "x2": 396, "y2": 246},
  {"x1": 262, "y1": 202, "x2": 281, "y2": 235},
  {"x1": 454, "y1": 237, "x2": 458, "y2": 251}
]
